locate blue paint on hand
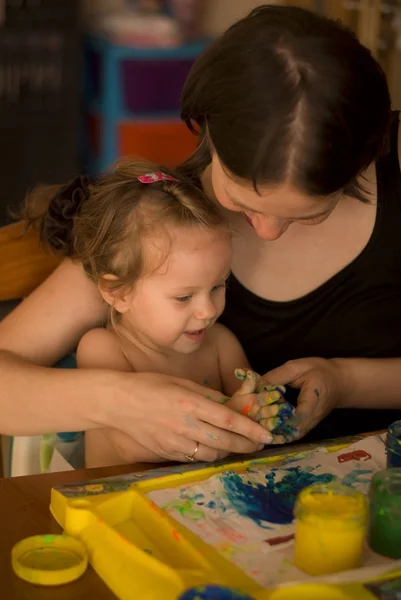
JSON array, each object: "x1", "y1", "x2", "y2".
[
  {"x1": 271, "y1": 400, "x2": 298, "y2": 439},
  {"x1": 221, "y1": 467, "x2": 335, "y2": 527},
  {"x1": 275, "y1": 402, "x2": 294, "y2": 421}
]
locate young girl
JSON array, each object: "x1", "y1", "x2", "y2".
[{"x1": 23, "y1": 159, "x2": 293, "y2": 467}]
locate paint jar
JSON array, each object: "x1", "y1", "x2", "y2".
[
  {"x1": 368, "y1": 468, "x2": 401, "y2": 558},
  {"x1": 294, "y1": 481, "x2": 367, "y2": 575},
  {"x1": 178, "y1": 586, "x2": 255, "y2": 600},
  {"x1": 386, "y1": 420, "x2": 401, "y2": 468}
]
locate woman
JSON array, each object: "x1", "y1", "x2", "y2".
[{"x1": 1, "y1": 5, "x2": 400, "y2": 462}]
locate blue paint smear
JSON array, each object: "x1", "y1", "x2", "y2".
[
  {"x1": 194, "y1": 495, "x2": 227, "y2": 514},
  {"x1": 342, "y1": 468, "x2": 373, "y2": 488},
  {"x1": 220, "y1": 467, "x2": 335, "y2": 527}
]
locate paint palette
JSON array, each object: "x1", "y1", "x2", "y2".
[{"x1": 50, "y1": 435, "x2": 401, "y2": 600}]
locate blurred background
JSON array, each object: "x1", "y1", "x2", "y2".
[
  {"x1": 1, "y1": 0, "x2": 400, "y2": 479},
  {"x1": 0, "y1": 0, "x2": 401, "y2": 227}
]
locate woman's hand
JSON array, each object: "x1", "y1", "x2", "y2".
[
  {"x1": 99, "y1": 371, "x2": 271, "y2": 463},
  {"x1": 263, "y1": 357, "x2": 345, "y2": 440}
]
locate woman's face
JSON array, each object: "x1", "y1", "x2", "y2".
[{"x1": 211, "y1": 153, "x2": 341, "y2": 240}]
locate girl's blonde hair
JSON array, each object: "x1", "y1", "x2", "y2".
[{"x1": 22, "y1": 158, "x2": 228, "y2": 304}]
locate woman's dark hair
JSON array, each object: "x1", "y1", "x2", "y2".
[{"x1": 180, "y1": 4, "x2": 392, "y2": 201}]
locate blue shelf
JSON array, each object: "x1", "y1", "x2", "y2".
[
  {"x1": 84, "y1": 33, "x2": 211, "y2": 171},
  {"x1": 86, "y1": 34, "x2": 212, "y2": 60},
  {"x1": 87, "y1": 98, "x2": 181, "y2": 122}
]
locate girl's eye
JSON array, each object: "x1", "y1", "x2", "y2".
[{"x1": 175, "y1": 295, "x2": 192, "y2": 303}]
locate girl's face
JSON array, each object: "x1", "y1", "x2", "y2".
[
  {"x1": 211, "y1": 152, "x2": 341, "y2": 240},
  {"x1": 120, "y1": 225, "x2": 232, "y2": 355}
]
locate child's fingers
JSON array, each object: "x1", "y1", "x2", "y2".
[
  {"x1": 271, "y1": 430, "x2": 299, "y2": 444},
  {"x1": 254, "y1": 426, "x2": 288, "y2": 445},
  {"x1": 257, "y1": 379, "x2": 286, "y2": 396},
  {"x1": 256, "y1": 390, "x2": 286, "y2": 407},
  {"x1": 253, "y1": 400, "x2": 297, "y2": 424},
  {"x1": 256, "y1": 397, "x2": 299, "y2": 440},
  {"x1": 236, "y1": 397, "x2": 264, "y2": 420},
  {"x1": 253, "y1": 403, "x2": 282, "y2": 422},
  {"x1": 269, "y1": 432, "x2": 286, "y2": 445},
  {"x1": 258, "y1": 415, "x2": 283, "y2": 431},
  {"x1": 268, "y1": 414, "x2": 297, "y2": 432},
  {"x1": 234, "y1": 368, "x2": 259, "y2": 395},
  {"x1": 258, "y1": 418, "x2": 299, "y2": 444}
]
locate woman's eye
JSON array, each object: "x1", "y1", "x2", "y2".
[
  {"x1": 211, "y1": 282, "x2": 227, "y2": 293},
  {"x1": 306, "y1": 215, "x2": 326, "y2": 224},
  {"x1": 303, "y1": 210, "x2": 333, "y2": 225}
]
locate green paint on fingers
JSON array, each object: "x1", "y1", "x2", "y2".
[
  {"x1": 219, "y1": 397, "x2": 230, "y2": 404},
  {"x1": 205, "y1": 394, "x2": 230, "y2": 404}
]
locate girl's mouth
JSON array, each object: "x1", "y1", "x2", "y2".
[{"x1": 184, "y1": 329, "x2": 206, "y2": 342}]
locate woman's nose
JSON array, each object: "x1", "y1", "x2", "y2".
[{"x1": 252, "y1": 215, "x2": 290, "y2": 240}]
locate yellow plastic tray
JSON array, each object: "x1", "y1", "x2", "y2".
[{"x1": 50, "y1": 439, "x2": 401, "y2": 600}]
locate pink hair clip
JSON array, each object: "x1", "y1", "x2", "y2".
[{"x1": 138, "y1": 171, "x2": 179, "y2": 184}]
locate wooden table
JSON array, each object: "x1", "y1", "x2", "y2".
[
  {"x1": 0, "y1": 462, "x2": 150, "y2": 600},
  {"x1": 0, "y1": 433, "x2": 374, "y2": 599}
]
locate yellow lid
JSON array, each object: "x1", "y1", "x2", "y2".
[{"x1": 11, "y1": 534, "x2": 88, "y2": 586}]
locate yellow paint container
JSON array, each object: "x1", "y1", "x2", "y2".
[{"x1": 294, "y1": 482, "x2": 368, "y2": 576}]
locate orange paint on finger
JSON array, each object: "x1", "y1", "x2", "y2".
[{"x1": 241, "y1": 404, "x2": 252, "y2": 416}]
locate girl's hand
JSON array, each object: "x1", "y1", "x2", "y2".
[
  {"x1": 227, "y1": 369, "x2": 296, "y2": 444},
  {"x1": 100, "y1": 372, "x2": 272, "y2": 463},
  {"x1": 264, "y1": 357, "x2": 345, "y2": 440}
]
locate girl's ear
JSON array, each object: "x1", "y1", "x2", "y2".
[{"x1": 98, "y1": 274, "x2": 132, "y2": 314}]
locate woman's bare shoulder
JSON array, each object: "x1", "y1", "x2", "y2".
[{"x1": 0, "y1": 259, "x2": 107, "y2": 365}]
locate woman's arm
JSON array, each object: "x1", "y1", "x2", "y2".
[
  {"x1": 265, "y1": 357, "x2": 401, "y2": 439},
  {"x1": 77, "y1": 329, "x2": 163, "y2": 466},
  {"x1": 0, "y1": 265, "x2": 269, "y2": 455},
  {"x1": 0, "y1": 259, "x2": 107, "y2": 364},
  {"x1": 334, "y1": 357, "x2": 401, "y2": 409},
  {"x1": 0, "y1": 259, "x2": 109, "y2": 434}
]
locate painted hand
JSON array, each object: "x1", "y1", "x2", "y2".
[
  {"x1": 107, "y1": 372, "x2": 271, "y2": 463},
  {"x1": 227, "y1": 369, "x2": 297, "y2": 444},
  {"x1": 264, "y1": 357, "x2": 345, "y2": 440}
]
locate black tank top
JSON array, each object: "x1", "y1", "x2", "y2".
[{"x1": 220, "y1": 112, "x2": 401, "y2": 442}]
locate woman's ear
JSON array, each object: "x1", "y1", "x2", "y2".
[{"x1": 98, "y1": 274, "x2": 132, "y2": 314}]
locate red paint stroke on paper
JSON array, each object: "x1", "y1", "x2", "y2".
[
  {"x1": 337, "y1": 450, "x2": 371, "y2": 463},
  {"x1": 265, "y1": 533, "x2": 295, "y2": 546}
]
